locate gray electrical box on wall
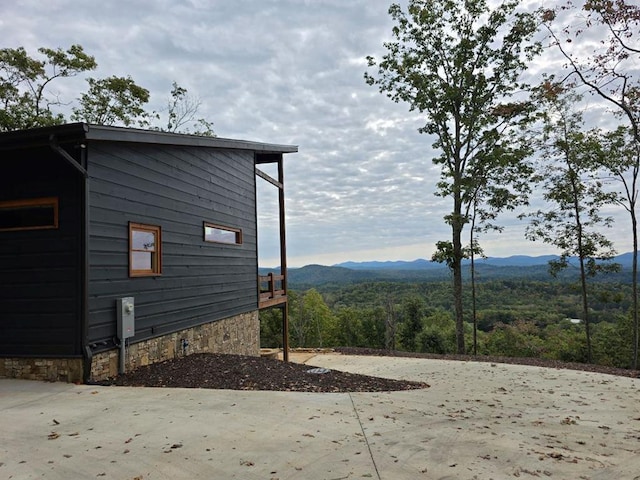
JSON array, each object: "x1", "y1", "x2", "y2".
[{"x1": 116, "y1": 297, "x2": 135, "y2": 340}]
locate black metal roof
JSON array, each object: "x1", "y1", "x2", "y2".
[{"x1": 0, "y1": 123, "x2": 298, "y2": 154}]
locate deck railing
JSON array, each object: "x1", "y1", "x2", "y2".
[{"x1": 259, "y1": 272, "x2": 287, "y2": 308}]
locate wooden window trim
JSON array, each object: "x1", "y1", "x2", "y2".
[
  {"x1": 203, "y1": 222, "x2": 243, "y2": 245},
  {"x1": 0, "y1": 197, "x2": 59, "y2": 232},
  {"x1": 129, "y1": 222, "x2": 162, "y2": 277}
]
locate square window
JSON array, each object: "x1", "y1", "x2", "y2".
[{"x1": 129, "y1": 223, "x2": 161, "y2": 276}]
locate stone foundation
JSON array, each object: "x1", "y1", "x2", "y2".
[
  {"x1": 0, "y1": 357, "x2": 84, "y2": 383},
  {"x1": 0, "y1": 311, "x2": 260, "y2": 383},
  {"x1": 90, "y1": 310, "x2": 260, "y2": 381}
]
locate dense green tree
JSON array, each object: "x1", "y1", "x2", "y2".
[
  {"x1": 259, "y1": 307, "x2": 285, "y2": 348},
  {"x1": 359, "y1": 307, "x2": 388, "y2": 349},
  {"x1": 397, "y1": 296, "x2": 425, "y2": 351},
  {"x1": 365, "y1": 0, "x2": 541, "y2": 353},
  {"x1": 1, "y1": 45, "x2": 215, "y2": 135},
  {"x1": 72, "y1": 75, "x2": 151, "y2": 127},
  {"x1": 333, "y1": 307, "x2": 364, "y2": 347},
  {"x1": 289, "y1": 289, "x2": 336, "y2": 348},
  {"x1": 484, "y1": 320, "x2": 545, "y2": 358},
  {"x1": 0, "y1": 45, "x2": 97, "y2": 131},
  {"x1": 417, "y1": 309, "x2": 456, "y2": 354}
]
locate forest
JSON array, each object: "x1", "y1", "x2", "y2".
[{"x1": 260, "y1": 265, "x2": 636, "y2": 369}]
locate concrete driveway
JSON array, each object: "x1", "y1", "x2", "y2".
[{"x1": 1, "y1": 353, "x2": 639, "y2": 479}]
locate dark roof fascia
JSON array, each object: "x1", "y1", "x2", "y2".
[
  {"x1": 0, "y1": 123, "x2": 89, "y2": 150},
  {"x1": 0, "y1": 123, "x2": 298, "y2": 154},
  {"x1": 84, "y1": 124, "x2": 298, "y2": 154}
]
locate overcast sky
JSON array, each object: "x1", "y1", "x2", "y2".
[{"x1": 1, "y1": 0, "x2": 634, "y2": 267}]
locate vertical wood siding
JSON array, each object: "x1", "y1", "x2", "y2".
[
  {"x1": 87, "y1": 142, "x2": 259, "y2": 345},
  {"x1": 0, "y1": 149, "x2": 82, "y2": 356}
]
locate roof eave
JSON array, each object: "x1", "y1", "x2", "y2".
[{"x1": 0, "y1": 123, "x2": 298, "y2": 154}]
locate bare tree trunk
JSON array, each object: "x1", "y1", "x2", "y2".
[
  {"x1": 572, "y1": 178, "x2": 592, "y2": 363},
  {"x1": 632, "y1": 211, "x2": 638, "y2": 369},
  {"x1": 578, "y1": 255, "x2": 592, "y2": 363},
  {"x1": 385, "y1": 296, "x2": 397, "y2": 351},
  {"x1": 453, "y1": 211, "x2": 465, "y2": 354},
  {"x1": 471, "y1": 239, "x2": 478, "y2": 356},
  {"x1": 470, "y1": 202, "x2": 479, "y2": 356}
]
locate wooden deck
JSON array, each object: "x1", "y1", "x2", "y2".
[{"x1": 259, "y1": 272, "x2": 287, "y2": 308}]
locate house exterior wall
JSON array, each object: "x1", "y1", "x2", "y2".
[
  {"x1": 0, "y1": 124, "x2": 294, "y2": 383},
  {"x1": 0, "y1": 310, "x2": 259, "y2": 382},
  {"x1": 0, "y1": 148, "x2": 83, "y2": 357},
  {"x1": 86, "y1": 141, "x2": 259, "y2": 352}
]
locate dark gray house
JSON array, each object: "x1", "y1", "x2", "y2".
[{"x1": 0, "y1": 123, "x2": 295, "y2": 382}]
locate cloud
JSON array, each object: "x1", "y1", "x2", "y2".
[{"x1": 1, "y1": 0, "x2": 634, "y2": 267}]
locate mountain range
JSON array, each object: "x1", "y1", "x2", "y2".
[
  {"x1": 263, "y1": 252, "x2": 637, "y2": 288},
  {"x1": 334, "y1": 252, "x2": 635, "y2": 270}
]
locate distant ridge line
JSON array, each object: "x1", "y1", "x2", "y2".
[{"x1": 331, "y1": 252, "x2": 635, "y2": 270}]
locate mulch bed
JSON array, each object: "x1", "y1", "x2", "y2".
[
  {"x1": 97, "y1": 348, "x2": 639, "y2": 393},
  {"x1": 99, "y1": 352, "x2": 429, "y2": 393}
]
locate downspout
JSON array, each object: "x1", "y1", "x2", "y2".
[{"x1": 50, "y1": 135, "x2": 92, "y2": 383}]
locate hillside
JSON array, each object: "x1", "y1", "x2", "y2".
[{"x1": 260, "y1": 252, "x2": 636, "y2": 289}]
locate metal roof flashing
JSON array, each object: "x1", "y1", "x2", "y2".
[{"x1": 0, "y1": 123, "x2": 298, "y2": 154}]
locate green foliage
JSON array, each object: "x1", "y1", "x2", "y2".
[
  {"x1": 285, "y1": 276, "x2": 633, "y2": 369},
  {"x1": 0, "y1": 45, "x2": 215, "y2": 134},
  {"x1": 416, "y1": 310, "x2": 456, "y2": 354},
  {"x1": 289, "y1": 289, "x2": 337, "y2": 348},
  {"x1": 521, "y1": 87, "x2": 621, "y2": 362},
  {"x1": 366, "y1": 0, "x2": 542, "y2": 353},
  {"x1": 592, "y1": 313, "x2": 636, "y2": 368},
  {"x1": 359, "y1": 307, "x2": 388, "y2": 349},
  {"x1": 397, "y1": 296, "x2": 425, "y2": 351},
  {"x1": 259, "y1": 307, "x2": 284, "y2": 348},
  {"x1": 72, "y1": 75, "x2": 151, "y2": 127},
  {"x1": 483, "y1": 320, "x2": 545, "y2": 358},
  {"x1": 331, "y1": 306, "x2": 387, "y2": 349},
  {"x1": 0, "y1": 44, "x2": 97, "y2": 131}
]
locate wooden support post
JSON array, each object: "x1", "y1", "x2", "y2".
[{"x1": 278, "y1": 158, "x2": 289, "y2": 362}]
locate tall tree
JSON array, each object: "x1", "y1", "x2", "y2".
[
  {"x1": 601, "y1": 126, "x2": 640, "y2": 367},
  {"x1": 521, "y1": 85, "x2": 619, "y2": 363},
  {"x1": 365, "y1": 0, "x2": 541, "y2": 353},
  {"x1": 544, "y1": 1, "x2": 640, "y2": 367},
  {"x1": 0, "y1": 45, "x2": 97, "y2": 131}
]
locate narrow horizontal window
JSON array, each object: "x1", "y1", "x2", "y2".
[
  {"x1": 204, "y1": 222, "x2": 242, "y2": 245},
  {"x1": 129, "y1": 222, "x2": 162, "y2": 277},
  {"x1": 0, "y1": 197, "x2": 59, "y2": 232}
]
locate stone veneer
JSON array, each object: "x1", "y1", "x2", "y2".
[
  {"x1": 0, "y1": 311, "x2": 260, "y2": 383},
  {"x1": 0, "y1": 357, "x2": 84, "y2": 383},
  {"x1": 90, "y1": 311, "x2": 260, "y2": 381}
]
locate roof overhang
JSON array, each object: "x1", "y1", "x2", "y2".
[{"x1": 0, "y1": 123, "x2": 298, "y2": 154}]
